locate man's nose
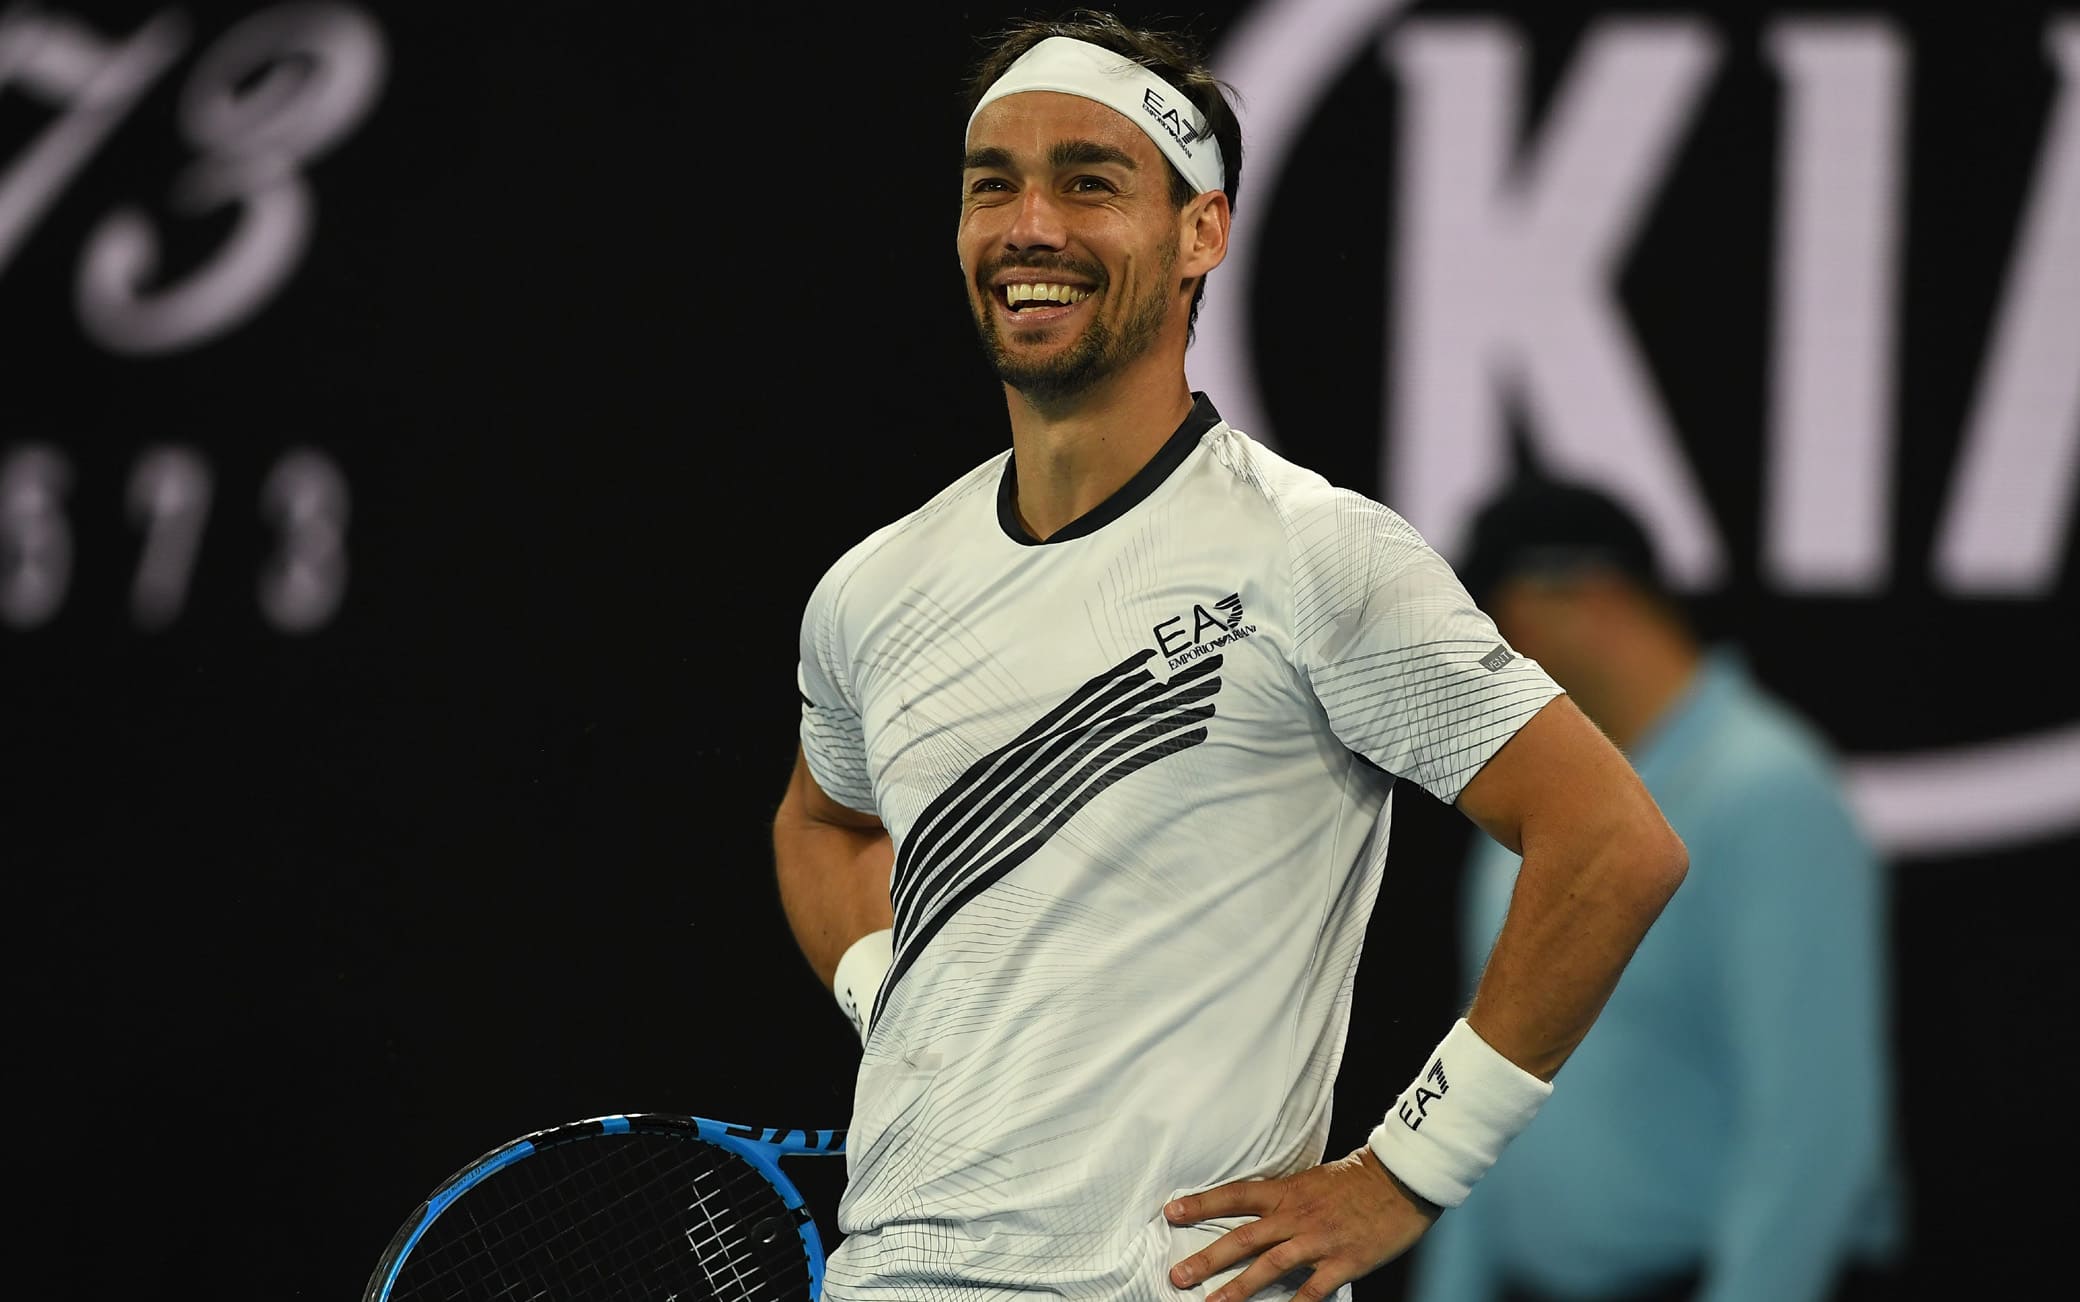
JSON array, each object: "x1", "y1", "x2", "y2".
[{"x1": 1003, "y1": 186, "x2": 1069, "y2": 251}]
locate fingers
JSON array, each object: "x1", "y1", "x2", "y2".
[
  {"x1": 1165, "y1": 1180, "x2": 1287, "y2": 1293},
  {"x1": 1176, "y1": 1231, "x2": 1346, "y2": 1302},
  {"x1": 1166, "y1": 1177, "x2": 1279, "y2": 1226},
  {"x1": 1167, "y1": 1214, "x2": 1271, "y2": 1291},
  {"x1": 1165, "y1": 1150, "x2": 1425, "y2": 1301},
  {"x1": 1173, "y1": 1222, "x2": 1347, "y2": 1297},
  {"x1": 1171, "y1": 1228, "x2": 1357, "y2": 1302}
]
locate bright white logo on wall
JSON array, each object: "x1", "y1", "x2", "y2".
[
  {"x1": 0, "y1": 3, "x2": 378, "y2": 634},
  {"x1": 1202, "y1": 0, "x2": 2079, "y2": 856},
  {"x1": 0, "y1": 2, "x2": 387, "y2": 354}
]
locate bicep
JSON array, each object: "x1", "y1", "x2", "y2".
[
  {"x1": 781, "y1": 744, "x2": 885, "y2": 835},
  {"x1": 1292, "y1": 517, "x2": 1567, "y2": 801},
  {"x1": 1453, "y1": 694, "x2": 1669, "y2": 861}
]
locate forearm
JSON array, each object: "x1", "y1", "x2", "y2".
[
  {"x1": 772, "y1": 803, "x2": 894, "y2": 989},
  {"x1": 1465, "y1": 815, "x2": 1686, "y2": 1080},
  {"x1": 1370, "y1": 817, "x2": 1683, "y2": 1212}
]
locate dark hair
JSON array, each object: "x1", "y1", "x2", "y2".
[{"x1": 962, "y1": 7, "x2": 1245, "y2": 339}]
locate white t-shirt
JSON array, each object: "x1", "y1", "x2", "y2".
[{"x1": 797, "y1": 396, "x2": 1561, "y2": 1301}]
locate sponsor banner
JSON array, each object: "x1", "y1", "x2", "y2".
[{"x1": 1199, "y1": 0, "x2": 2078, "y2": 855}]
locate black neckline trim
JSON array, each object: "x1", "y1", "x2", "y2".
[{"x1": 996, "y1": 393, "x2": 1222, "y2": 546}]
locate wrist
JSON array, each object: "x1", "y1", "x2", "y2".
[
  {"x1": 1358, "y1": 1142, "x2": 1443, "y2": 1221},
  {"x1": 1366, "y1": 1017, "x2": 1552, "y2": 1208},
  {"x1": 832, "y1": 927, "x2": 894, "y2": 1045}
]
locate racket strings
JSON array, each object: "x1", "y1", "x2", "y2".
[
  {"x1": 389, "y1": 1132, "x2": 811, "y2": 1302},
  {"x1": 686, "y1": 1157, "x2": 800, "y2": 1300},
  {"x1": 414, "y1": 1137, "x2": 694, "y2": 1298}
]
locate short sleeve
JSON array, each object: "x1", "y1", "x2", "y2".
[
  {"x1": 796, "y1": 558, "x2": 878, "y2": 816},
  {"x1": 1290, "y1": 491, "x2": 1563, "y2": 803}
]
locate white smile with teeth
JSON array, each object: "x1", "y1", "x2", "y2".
[{"x1": 1005, "y1": 282, "x2": 1090, "y2": 308}]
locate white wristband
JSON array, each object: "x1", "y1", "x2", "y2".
[
  {"x1": 832, "y1": 928, "x2": 894, "y2": 1045},
  {"x1": 1367, "y1": 1018, "x2": 1553, "y2": 1208}
]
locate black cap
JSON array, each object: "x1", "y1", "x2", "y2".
[{"x1": 1456, "y1": 475, "x2": 1665, "y2": 609}]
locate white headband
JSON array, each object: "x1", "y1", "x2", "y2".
[{"x1": 967, "y1": 36, "x2": 1226, "y2": 198}]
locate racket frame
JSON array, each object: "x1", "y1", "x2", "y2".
[{"x1": 366, "y1": 1112, "x2": 846, "y2": 1302}]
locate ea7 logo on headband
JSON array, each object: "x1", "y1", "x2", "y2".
[{"x1": 1141, "y1": 88, "x2": 1209, "y2": 157}]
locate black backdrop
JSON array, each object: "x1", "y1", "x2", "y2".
[{"x1": 9, "y1": 1, "x2": 2074, "y2": 1297}]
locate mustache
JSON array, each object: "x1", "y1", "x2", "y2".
[{"x1": 979, "y1": 253, "x2": 1105, "y2": 286}]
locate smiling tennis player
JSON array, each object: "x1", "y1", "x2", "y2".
[{"x1": 772, "y1": 10, "x2": 1689, "y2": 1301}]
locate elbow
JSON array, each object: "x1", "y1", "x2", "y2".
[
  {"x1": 1646, "y1": 821, "x2": 1689, "y2": 908},
  {"x1": 1607, "y1": 798, "x2": 1686, "y2": 916}
]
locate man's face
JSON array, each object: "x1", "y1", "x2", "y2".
[{"x1": 958, "y1": 91, "x2": 1188, "y2": 405}]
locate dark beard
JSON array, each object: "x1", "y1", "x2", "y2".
[{"x1": 972, "y1": 260, "x2": 1172, "y2": 408}]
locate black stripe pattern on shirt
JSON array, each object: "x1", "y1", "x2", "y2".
[{"x1": 874, "y1": 648, "x2": 1223, "y2": 1031}]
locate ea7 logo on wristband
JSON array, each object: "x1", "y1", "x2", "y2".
[{"x1": 1398, "y1": 1056, "x2": 1452, "y2": 1131}]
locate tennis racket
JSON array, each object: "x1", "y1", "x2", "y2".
[{"x1": 363, "y1": 1113, "x2": 847, "y2": 1302}]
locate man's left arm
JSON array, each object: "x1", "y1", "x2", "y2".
[
  {"x1": 1449, "y1": 692, "x2": 1690, "y2": 1078},
  {"x1": 1166, "y1": 694, "x2": 1687, "y2": 1301}
]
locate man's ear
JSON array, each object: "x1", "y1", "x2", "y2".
[{"x1": 1179, "y1": 190, "x2": 1230, "y2": 280}]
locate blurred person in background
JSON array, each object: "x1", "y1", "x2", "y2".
[{"x1": 1407, "y1": 473, "x2": 1909, "y2": 1302}]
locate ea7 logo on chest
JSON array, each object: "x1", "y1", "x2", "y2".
[{"x1": 1154, "y1": 592, "x2": 1255, "y2": 670}]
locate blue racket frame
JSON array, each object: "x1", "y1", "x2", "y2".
[
  {"x1": 696, "y1": 1117, "x2": 847, "y2": 1299},
  {"x1": 366, "y1": 1112, "x2": 847, "y2": 1302}
]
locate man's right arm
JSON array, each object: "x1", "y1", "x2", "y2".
[{"x1": 772, "y1": 743, "x2": 894, "y2": 993}]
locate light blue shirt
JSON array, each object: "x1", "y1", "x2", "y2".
[{"x1": 1408, "y1": 649, "x2": 1908, "y2": 1302}]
